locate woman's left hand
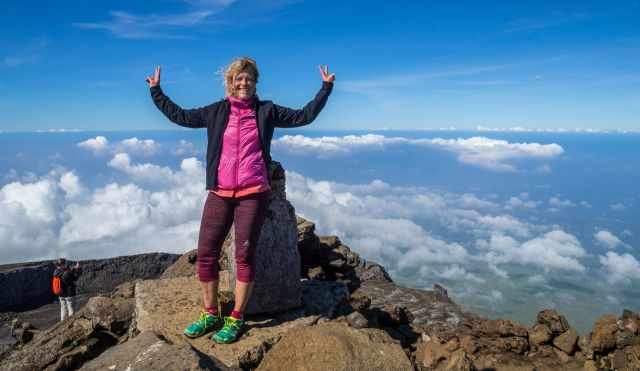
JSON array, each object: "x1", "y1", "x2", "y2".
[{"x1": 319, "y1": 65, "x2": 335, "y2": 83}]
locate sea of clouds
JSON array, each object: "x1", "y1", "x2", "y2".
[{"x1": 1, "y1": 132, "x2": 637, "y2": 329}]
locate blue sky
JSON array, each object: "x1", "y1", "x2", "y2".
[{"x1": 2, "y1": 0, "x2": 640, "y2": 131}]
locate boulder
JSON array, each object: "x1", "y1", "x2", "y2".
[
  {"x1": 354, "y1": 258, "x2": 393, "y2": 283},
  {"x1": 553, "y1": 328, "x2": 578, "y2": 354},
  {"x1": 301, "y1": 279, "x2": 350, "y2": 318},
  {"x1": 415, "y1": 336, "x2": 451, "y2": 370},
  {"x1": 256, "y1": 322, "x2": 413, "y2": 371},
  {"x1": 479, "y1": 318, "x2": 528, "y2": 337},
  {"x1": 79, "y1": 331, "x2": 238, "y2": 371},
  {"x1": 161, "y1": 249, "x2": 198, "y2": 279},
  {"x1": 2, "y1": 295, "x2": 133, "y2": 371},
  {"x1": 528, "y1": 323, "x2": 552, "y2": 348},
  {"x1": 346, "y1": 311, "x2": 369, "y2": 329},
  {"x1": 224, "y1": 162, "x2": 302, "y2": 314},
  {"x1": 536, "y1": 309, "x2": 570, "y2": 335},
  {"x1": 446, "y1": 349, "x2": 476, "y2": 371},
  {"x1": 591, "y1": 314, "x2": 618, "y2": 353},
  {"x1": 352, "y1": 280, "x2": 466, "y2": 326},
  {"x1": 134, "y1": 275, "x2": 320, "y2": 369}
]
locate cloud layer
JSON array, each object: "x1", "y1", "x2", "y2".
[{"x1": 273, "y1": 134, "x2": 564, "y2": 172}]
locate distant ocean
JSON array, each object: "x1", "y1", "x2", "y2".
[{"x1": 1, "y1": 129, "x2": 638, "y2": 333}]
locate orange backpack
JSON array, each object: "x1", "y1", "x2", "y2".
[{"x1": 52, "y1": 276, "x2": 62, "y2": 295}]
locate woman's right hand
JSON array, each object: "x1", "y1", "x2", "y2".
[{"x1": 145, "y1": 66, "x2": 161, "y2": 88}]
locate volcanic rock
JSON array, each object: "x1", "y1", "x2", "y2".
[
  {"x1": 79, "y1": 331, "x2": 237, "y2": 371},
  {"x1": 2, "y1": 295, "x2": 133, "y2": 371},
  {"x1": 134, "y1": 275, "x2": 322, "y2": 369},
  {"x1": 256, "y1": 322, "x2": 413, "y2": 371},
  {"x1": 536, "y1": 309, "x2": 570, "y2": 336},
  {"x1": 591, "y1": 314, "x2": 618, "y2": 353},
  {"x1": 553, "y1": 328, "x2": 578, "y2": 354}
]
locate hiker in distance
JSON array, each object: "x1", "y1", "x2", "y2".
[
  {"x1": 52, "y1": 258, "x2": 81, "y2": 321},
  {"x1": 146, "y1": 57, "x2": 334, "y2": 344}
]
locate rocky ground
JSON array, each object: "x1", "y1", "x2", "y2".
[{"x1": 1, "y1": 165, "x2": 639, "y2": 370}]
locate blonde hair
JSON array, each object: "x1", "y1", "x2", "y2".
[{"x1": 223, "y1": 57, "x2": 259, "y2": 97}]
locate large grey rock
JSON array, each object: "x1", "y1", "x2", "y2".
[
  {"x1": 352, "y1": 280, "x2": 466, "y2": 327},
  {"x1": 80, "y1": 331, "x2": 238, "y2": 371},
  {"x1": 0, "y1": 253, "x2": 179, "y2": 312},
  {"x1": 301, "y1": 279, "x2": 349, "y2": 318},
  {"x1": 224, "y1": 162, "x2": 301, "y2": 314},
  {"x1": 135, "y1": 275, "x2": 320, "y2": 369}
]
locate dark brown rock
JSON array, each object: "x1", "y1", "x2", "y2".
[
  {"x1": 79, "y1": 331, "x2": 237, "y2": 371},
  {"x1": 445, "y1": 349, "x2": 476, "y2": 371},
  {"x1": 415, "y1": 336, "x2": 451, "y2": 370},
  {"x1": 553, "y1": 328, "x2": 578, "y2": 354},
  {"x1": 617, "y1": 329, "x2": 635, "y2": 349},
  {"x1": 611, "y1": 349, "x2": 627, "y2": 370},
  {"x1": 460, "y1": 335, "x2": 479, "y2": 354},
  {"x1": 480, "y1": 318, "x2": 528, "y2": 337},
  {"x1": 160, "y1": 249, "x2": 197, "y2": 279},
  {"x1": 536, "y1": 309, "x2": 570, "y2": 335},
  {"x1": 2, "y1": 295, "x2": 133, "y2": 371},
  {"x1": 591, "y1": 314, "x2": 618, "y2": 353},
  {"x1": 529, "y1": 323, "x2": 552, "y2": 348},
  {"x1": 257, "y1": 322, "x2": 413, "y2": 371},
  {"x1": 492, "y1": 336, "x2": 530, "y2": 354}
]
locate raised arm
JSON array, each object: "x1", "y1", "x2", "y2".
[
  {"x1": 146, "y1": 66, "x2": 208, "y2": 129},
  {"x1": 273, "y1": 65, "x2": 335, "y2": 128}
]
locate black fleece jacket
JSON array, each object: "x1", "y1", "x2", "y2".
[{"x1": 150, "y1": 82, "x2": 333, "y2": 190}]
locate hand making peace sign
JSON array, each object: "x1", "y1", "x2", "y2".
[
  {"x1": 319, "y1": 65, "x2": 335, "y2": 83},
  {"x1": 145, "y1": 66, "x2": 161, "y2": 88}
]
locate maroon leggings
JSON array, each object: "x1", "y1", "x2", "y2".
[{"x1": 197, "y1": 191, "x2": 269, "y2": 283}]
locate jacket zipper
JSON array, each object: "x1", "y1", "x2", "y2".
[
  {"x1": 235, "y1": 104, "x2": 239, "y2": 194},
  {"x1": 215, "y1": 100, "x2": 231, "y2": 189}
]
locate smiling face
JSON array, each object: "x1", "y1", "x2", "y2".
[{"x1": 233, "y1": 71, "x2": 256, "y2": 99}]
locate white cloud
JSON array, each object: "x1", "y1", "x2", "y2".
[
  {"x1": 549, "y1": 197, "x2": 575, "y2": 207},
  {"x1": 0, "y1": 179, "x2": 60, "y2": 262},
  {"x1": 610, "y1": 203, "x2": 626, "y2": 211},
  {"x1": 108, "y1": 153, "x2": 174, "y2": 183},
  {"x1": 505, "y1": 193, "x2": 538, "y2": 210},
  {"x1": 274, "y1": 134, "x2": 564, "y2": 172},
  {"x1": 116, "y1": 137, "x2": 161, "y2": 156},
  {"x1": 594, "y1": 230, "x2": 624, "y2": 249},
  {"x1": 77, "y1": 136, "x2": 109, "y2": 154},
  {"x1": 78, "y1": 136, "x2": 163, "y2": 157},
  {"x1": 599, "y1": 252, "x2": 640, "y2": 283},
  {"x1": 425, "y1": 137, "x2": 564, "y2": 172},
  {"x1": 58, "y1": 171, "x2": 84, "y2": 198},
  {"x1": 73, "y1": 0, "x2": 238, "y2": 39},
  {"x1": 0, "y1": 154, "x2": 208, "y2": 263},
  {"x1": 172, "y1": 139, "x2": 202, "y2": 156},
  {"x1": 434, "y1": 264, "x2": 485, "y2": 283},
  {"x1": 481, "y1": 230, "x2": 586, "y2": 273}
]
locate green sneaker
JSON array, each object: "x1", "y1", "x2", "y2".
[
  {"x1": 212, "y1": 316, "x2": 244, "y2": 344},
  {"x1": 183, "y1": 311, "x2": 222, "y2": 338}
]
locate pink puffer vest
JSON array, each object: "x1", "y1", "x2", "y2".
[{"x1": 214, "y1": 96, "x2": 269, "y2": 195}]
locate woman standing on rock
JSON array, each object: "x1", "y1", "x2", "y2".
[{"x1": 146, "y1": 58, "x2": 334, "y2": 344}]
